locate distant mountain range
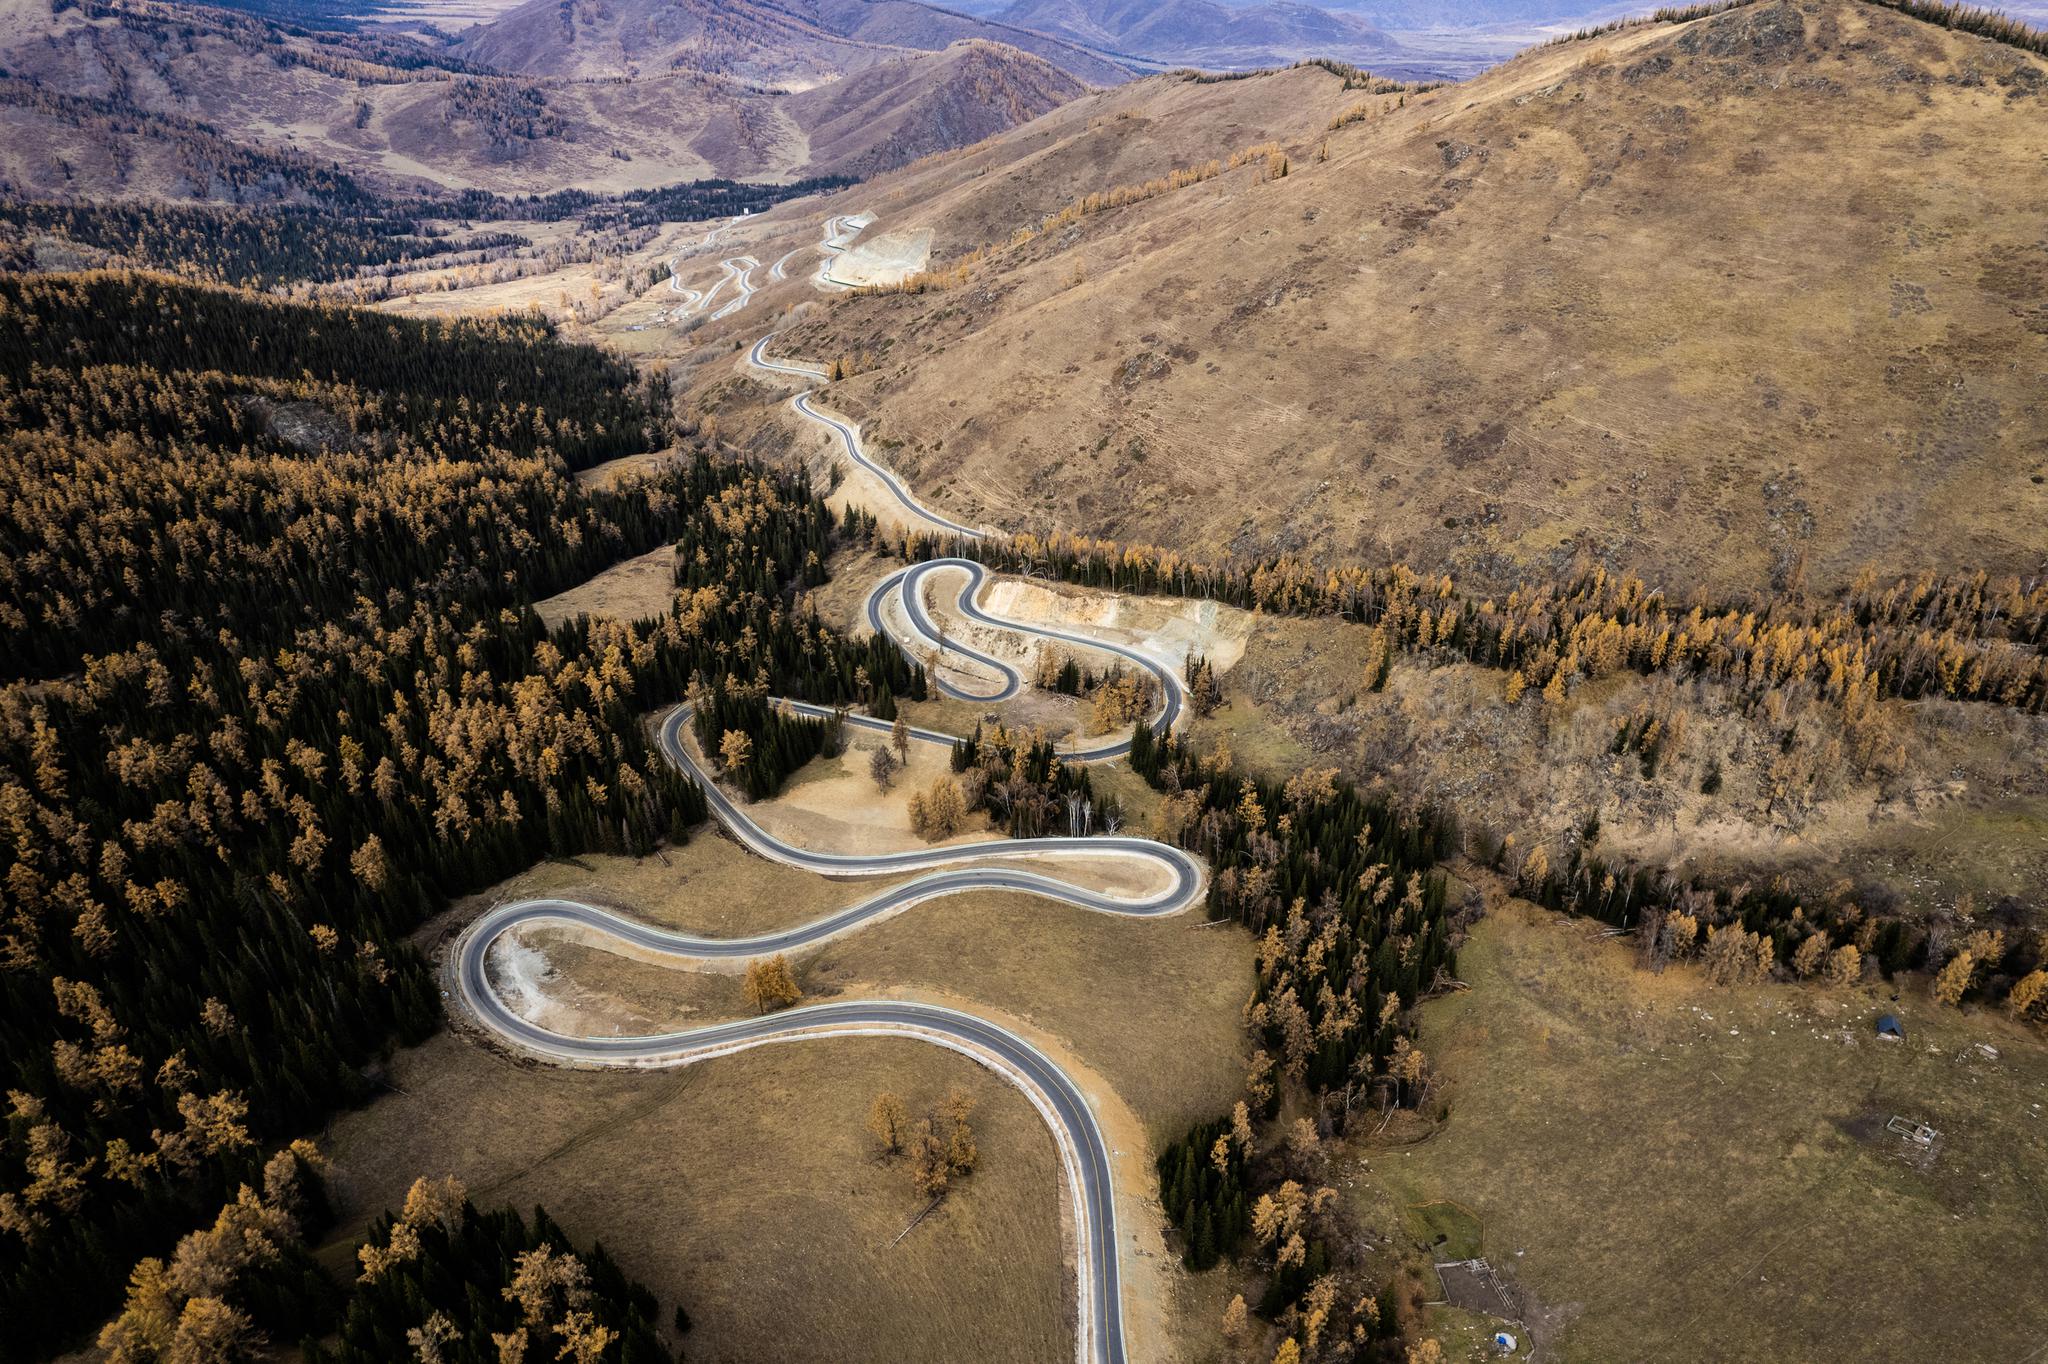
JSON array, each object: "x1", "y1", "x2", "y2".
[
  {"x1": 977, "y1": 0, "x2": 1403, "y2": 68},
  {"x1": 453, "y1": 0, "x2": 1137, "y2": 85},
  {"x1": 9, "y1": 0, "x2": 1909, "y2": 210},
  {"x1": 0, "y1": 0, "x2": 1087, "y2": 201}
]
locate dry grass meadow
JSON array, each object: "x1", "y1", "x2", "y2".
[
  {"x1": 318, "y1": 738, "x2": 1253, "y2": 1363},
  {"x1": 1369, "y1": 904, "x2": 2048, "y2": 1362}
]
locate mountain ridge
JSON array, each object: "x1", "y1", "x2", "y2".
[
  {"x1": 0, "y1": 0, "x2": 1089, "y2": 198},
  {"x1": 991, "y1": 0, "x2": 1403, "y2": 67},
  {"x1": 453, "y1": 0, "x2": 1142, "y2": 85}
]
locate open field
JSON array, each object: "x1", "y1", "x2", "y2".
[
  {"x1": 1369, "y1": 904, "x2": 2048, "y2": 1362},
  {"x1": 321, "y1": 734, "x2": 1253, "y2": 1362},
  {"x1": 533, "y1": 544, "x2": 678, "y2": 628},
  {"x1": 315, "y1": 1031, "x2": 1069, "y2": 1364}
]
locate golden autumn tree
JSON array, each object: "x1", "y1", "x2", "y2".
[
  {"x1": 718, "y1": 730, "x2": 752, "y2": 781},
  {"x1": 742, "y1": 954, "x2": 801, "y2": 1014},
  {"x1": 942, "y1": 1086, "x2": 978, "y2": 1175},
  {"x1": 2009, "y1": 969, "x2": 2047, "y2": 1022},
  {"x1": 909, "y1": 1119, "x2": 949, "y2": 1199},
  {"x1": 1933, "y1": 951, "x2": 1976, "y2": 1007},
  {"x1": 866, "y1": 1092, "x2": 908, "y2": 1156},
  {"x1": 907, "y1": 776, "x2": 967, "y2": 841},
  {"x1": 1221, "y1": 1293, "x2": 1248, "y2": 1347}
]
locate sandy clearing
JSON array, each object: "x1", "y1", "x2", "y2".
[
  {"x1": 973, "y1": 574, "x2": 1253, "y2": 678},
  {"x1": 825, "y1": 227, "x2": 934, "y2": 288},
  {"x1": 737, "y1": 730, "x2": 991, "y2": 855},
  {"x1": 676, "y1": 715, "x2": 1176, "y2": 902},
  {"x1": 572, "y1": 446, "x2": 682, "y2": 491}
]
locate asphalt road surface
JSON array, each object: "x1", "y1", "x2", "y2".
[
  {"x1": 863, "y1": 558, "x2": 1183, "y2": 761},
  {"x1": 748, "y1": 336, "x2": 988, "y2": 539}
]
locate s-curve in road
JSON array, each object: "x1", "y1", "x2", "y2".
[
  {"x1": 862, "y1": 558, "x2": 1184, "y2": 761},
  {"x1": 710, "y1": 257, "x2": 760, "y2": 320},
  {"x1": 748, "y1": 336, "x2": 988, "y2": 539},
  {"x1": 455, "y1": 977, "x2": 1132, "y2": 1364},
  {"x1": 652, "y1": 704, "x2": 1199, "y2": 886},
  {"x1": 460, "y1": 703, "x2": 1204, "y2": 1364},
  {"x1": 813, "y1": 211, "x2": 874, "y2": 289}
]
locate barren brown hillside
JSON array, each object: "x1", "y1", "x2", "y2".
[{"x1": 754, "y1": 0, "x2": 2048, "y2": 594}]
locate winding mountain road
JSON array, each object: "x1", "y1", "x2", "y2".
[
  {"x1": 710, "y1": 256, "x2": 760, "y2": 320},
  {"x1": 814, "y1": 212, "x2": 874, "y2": 290},
  {"x1": 747, "y1": 336, "x2": 987, "y2": 538},
  {"x1": 459, "y1": 705, "x2": 1198, "y2": 1364},
  {"x1": 861, "y1": 559, "x2": 1183, "y2": 761},
  {"x1": 745, "y1": 335, "x2": 1185, "y2": 754},
  {"x1": 462, "y1": 217, "x2": 1202, "y2": 1364}
]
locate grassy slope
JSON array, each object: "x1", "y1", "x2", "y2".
[
  {"x1": 1375, "y1": 904, "x2": 2048, "y2": 1361},
  {"x1": 758, "y1": 0, "x2": 2048, "y2": 595}
]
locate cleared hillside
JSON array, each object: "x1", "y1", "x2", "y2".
[{"x1": 752, "y1": 0, "x2": 2048, "y2": 595}]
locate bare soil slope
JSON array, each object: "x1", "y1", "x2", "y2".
[{"x1": 762, "y1": 0, "x2": 2048, "y2": 594}]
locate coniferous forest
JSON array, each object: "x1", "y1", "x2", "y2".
[{"x1": 0, "y1": 272, "x2": 918, "y2": 1358}]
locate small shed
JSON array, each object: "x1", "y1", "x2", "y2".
[{"x1": 1876, "y1": 1014, "x2": 1905, "y2": 1041}]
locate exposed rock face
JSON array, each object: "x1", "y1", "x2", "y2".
[{"x1": 1675, "y1": 0, "x2": 1809, "y2": 58}]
